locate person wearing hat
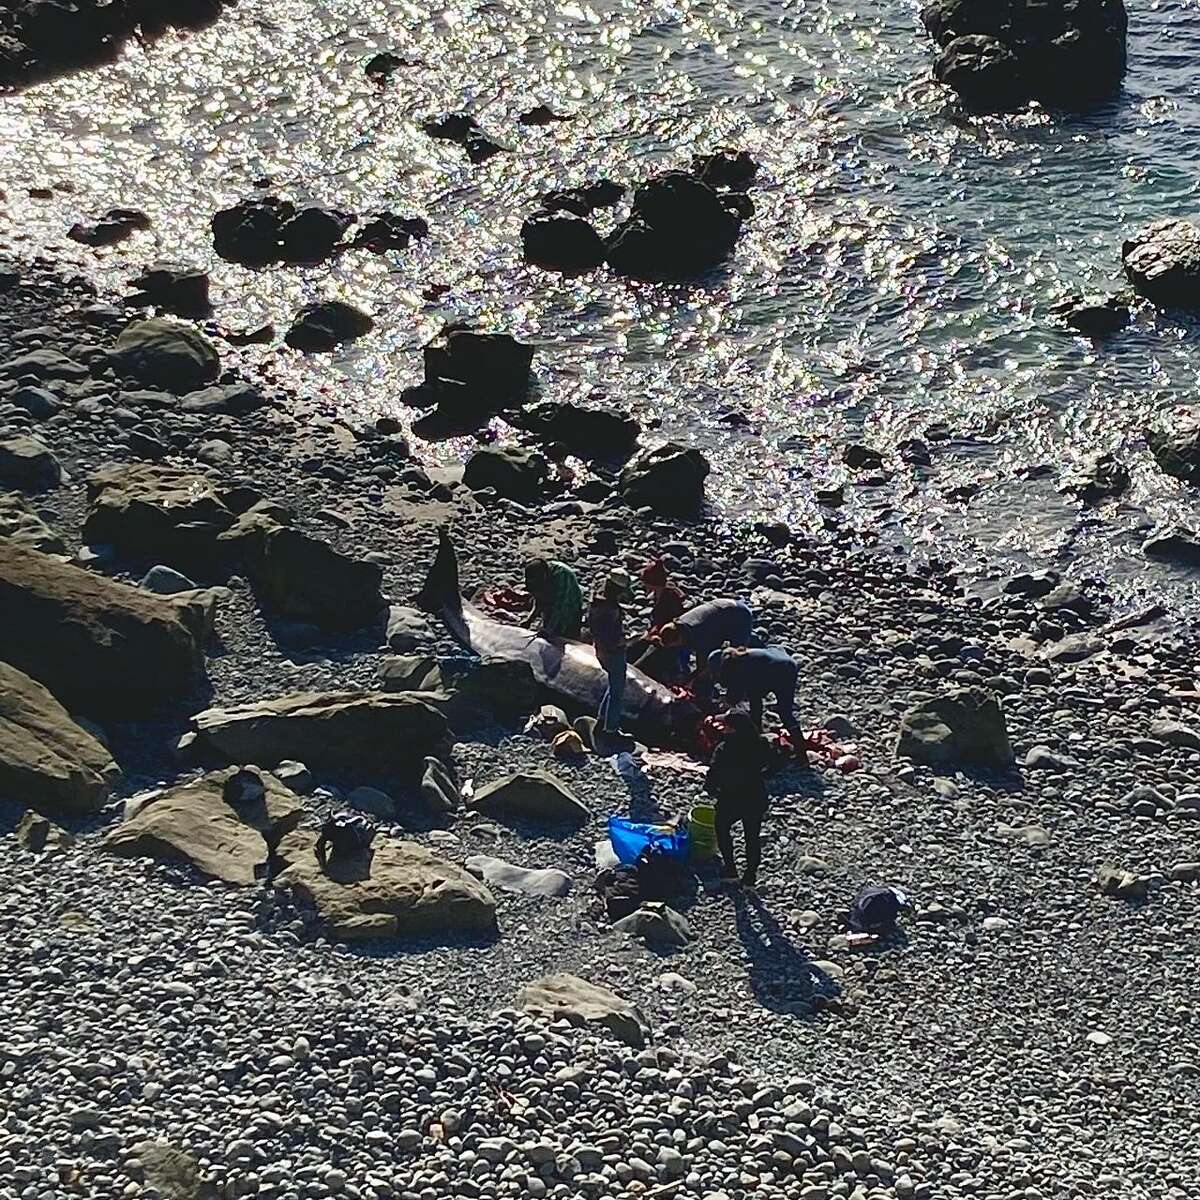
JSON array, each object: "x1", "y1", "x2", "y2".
[
  {"x1": 709, "y1": 645, "x2": 803, "y2": 744},
  {"x1": 588, "y1": 568, "x2": 632, "y2": 734},
  {"x1": 524, "y1": 556, "x2": 584, "y2": 639}
]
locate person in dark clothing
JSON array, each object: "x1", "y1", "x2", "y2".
[
  {"x1": 706, "y1": 710, "x2": 778, "y2": 887},
  {"x1": 656, "y1": 599, "x2": 754, "y2": 676},
  {"x1": 641, "y1": 559, "x2": 686, "y2": 633},
  {"x1": 709, "y1": 645, "x2": 802, "y2": 740},
  {"x1": 588, "y1": 569, "x2": 632, "y2": 733}
]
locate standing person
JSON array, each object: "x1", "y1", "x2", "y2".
[
  {"x1": 654, "y1": 598, "x2": 754, "y2": 676},
  {"x1": 524, "y1": 557, "x2": 583, "y2": 639},
  {"x1": 589, "y1": 569, "x2": 632, "y2": 734},
  {"x1": 641, "y1": 559, "x2": 686, "y2": 634},
  {"x1": 706, "y1": 710, "x2": 777, "y2": 887},
  {"x1": 709, "y1": 646, "x2": 805, "y2": 751}
]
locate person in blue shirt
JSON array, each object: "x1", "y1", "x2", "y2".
[
  {"x1": 709, "y1": 645, "x2": 801, "y2": 738},
  {"x1": 655, "y1": 599, "x2": 754, "y2": 674}
]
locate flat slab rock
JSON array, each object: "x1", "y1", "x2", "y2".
[
  {"x1": 273, "y1": 829, "x2": 496, "y2": 942},
  {"x1": 103, "y1": 768, "x2": 303, "y2": 886},
  {"x1": 516, "y1": 973, "x2": 647, "y2": 1048},
  {"x1": 470, "y1": 770, "x2": 589, "y2": 825},
  {"x1": 465, "y1": 854, "x2": 572, "y2": 897}
]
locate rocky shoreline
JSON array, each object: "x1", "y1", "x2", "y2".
[{"x1": 3, "y1": 258, "x2": 1200, "y2": 1200}]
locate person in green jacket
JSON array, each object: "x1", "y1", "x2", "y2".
[{"x1": 525, "y1": 557, "x2": 583, "y2": 639}]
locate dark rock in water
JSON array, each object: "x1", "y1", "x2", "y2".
[
  {"x1": 463, "y1": 445, "x2": 550, "y2": 504},
  {"x1": 1060, "y1": 452, "x2": 1129, "y2": 505},
  {"x1": 619, "y1": 442, "x2": 710, "y2": 517},
  {"x1": 692, "y1": 149, "x2": 758, "y2": 191},
  {"x1": 898, "y1": 438, "x2": 932, "y2": 466},
  {"x1": 1147, "y1": 406, "x2": 1200, "y2": 485},
  {"x1": 285, "y1": 301, "x2": 374, "y2": 353},
  {"x1": 843, "y1": 443, "x2": 884, "y2": 471},
  {"x1": 211, "y1": 196, "x2": 294, "y2": 266},
  {"x1": 1003, "y1": 569, "x2": 1060, "y2": 598},
  {"x1": 521, "y1": 211, "x2": 606, "y2": 272},
  {"x1": 606, "y1": 172, "x2": 743, "y2": 279},
  {"x1": 933, "y1": 35, "x2": 1027, "y2": 113},
  {"x1": 1053, "y1": 293, "x2": 1131, "y2": 337},
  {"x1": 221, "y1": 323, "x2": 275, "y2": 346},
  {"x1": 543, "y1": 180, "x2": 625, "y2": 216},
  {"x1": 423, "y1": 327, "x2": 534, "y2": 412},
  {"x1": 0, "y1": 434, "x2": 61, "y2": 492},
  {"x1": 422, "y1": 113, "x2": 504, "y2": 163},
  {"x1": 0, "y1": 538, "x2": 206, "y2": 716},
  {"x1": 1142, "y1": 526, "x2": 1200, "y2": 567},
  {"x1": 126, "y1": 263, "x2": 211, "y2": 317},
  {"x1": 1123, "y1": 220, "x2": 1200, "y2": 309},
  {"x1": 519, "y1": 105, "x2": 572, "y2": 126},
  {"x1": 279, "y1": 205, "x2": 355, "y2": 263},
  {"x1": 352, "y1": 212, "x2": 428, "y2": 252},
  {"x1": 112, "y1": 318, "x2": 220, "y2": 392},
  {"x1": 364, "y1": 51, "x2": 414, "y2": 81},
  {"x1": 516, "y1": 400, "x2": 640, "y2": 459},
  {"x1": 922, "y1": 0, "x2": 1127, "y2": 111},
  {"x1": 68, "y1": 207, "x2": 150, "y2": 247}
]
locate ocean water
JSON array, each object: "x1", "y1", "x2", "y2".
[{"x1": 1, "y1": 0, "x2": 1198, "y2": 607}]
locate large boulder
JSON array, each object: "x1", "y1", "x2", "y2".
[
  {"x1": 606, "y1": 172, "x2": 743, "y2": 279},
  {"x1": 517, "y1": 401, "x2": 640, "y2": 459},
  {"x1": 211, "y1": 196, "x2": 295, "y2": 265},
  {"x1": 273, "y1": 828, "x2": 496, "y2": 941},
  {"x1": 191, "y1": 690, "x2": 450, "y2": 776},
  {"x1": 1147, "y1": 406, "x2": 1200, "y2": 485},
  {"x1": 521, "y1": 211, "x2": 606, "y2": 272},
  {"x1": 285, "y1": 301, "x2": 373, "y2": 352},
  {"x1": 1123, "y1": 220, "x2": 1200, "y2": 309},
  {"x1": 462, "y1": 445, "x2": 549, "y2": 504},
  {"x1": 470, "y1": 770, "x2": 589, "y2": 825},
  {"x1": 896, "y1": 687, "x2": 1014, "y2": 769},
  {"x1": 112, "y1": 318, "x2": 220, "y2": 392},
  {"x1": 102, "y1": 768, "x2": 303, "y2": 885},
  {"x1": 619, "y1": 442, "x2": 710, "y2": 516},
  {"x1": 516, "y1": 974, "x2": 647, "y2": 1047},
  {"x1": 0, "y1": 435, "x2": 61, "y2": 491},
  {"x1": 243, "y1": 525, "x2": 384, "y2": 629},
  {"x1": 0, "y1": 661, "x2": 119, "y2": 814},
  {"x1": 83, "y1": 463, "x2": 235, "y2": 568},
  {"x1": 422, "y1": 327, "x2": 534, "y2": 413},
  {"x1": 0, "y1": 538, "x2": 206, "y2": 715},
  {"x1": 922, "y1": 0, "x2": 1127, "y2": 111}
]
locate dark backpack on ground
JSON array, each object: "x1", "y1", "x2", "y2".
[
  {"x1": 595, "y1": 866, "x2": 642, "y2": 921},
  {"x1": 847, "y1": 885, "x2": 905, "y2": 935},
  {"x1": 636, "y1": 846, "x2": 687, "y2": 902}
]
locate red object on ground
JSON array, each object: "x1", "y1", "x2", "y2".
[{"x1": 477, "y1": 586, "x2": 533, "y2": 618}]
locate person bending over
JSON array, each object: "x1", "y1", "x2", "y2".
[
  {"x1": 709, "y1": 645, "x2": 803, "y2": 748},
  {"x1": 654, "y1": 598, "x2": 754, "y2": 677},
  {"x1": 524, "y1": 557, "x2": 583, "y2": 639}
]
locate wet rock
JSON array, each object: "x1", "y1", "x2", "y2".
[
  {"x1": 112, "y1": 318, "x2": 220, "y2": 392},
  {"x1": 1142, "y1": 526, "x2": 1200, "y2": 566},
  {"x1": 692, "y1": 148, "x2": 758, "y2": 191},
  {"x1": 521, "y1": 211, "x2": 606, "y2": 272},
  {"x1": 242, "y1": 525, "x2": 385, "y2": 630},
  {"x1": 211, "y1": 196, "x2": 294, "y2": 266},
  {"x1": 843, "y1": 443, "x2": 885, "y2": 471},
  {"x1": 273, "y1": 828, "x2": 496, "y2": 941},
  {"x1": 1002, "y1": 569, "x2": 1060, "y2": 598},
  {"x1": 517, "y1": 400, "x2": 640, "y2": 459},
  {"x1": 542, "y1": 180, "x2": 625, "y2": 215},
  {"x1": 0, "y1": 660, "x2": 119, "y2": 815},
  {"x1": 0, "y1": 539, "x2": 207, "y2": 716},
  {"x1": 285, "y1": 300, "x2": 374, "y2": 352},
  {"x1": 68, "y1": 207, "x2": 150, "y2": 247},
  {"x1": 519, "y1": 104, "x2": 572, "y2": 125},
  {"x1": 606, "y1": 172, "x2": 743, "y2": 279},
  {"x1": 517, "y1": 974, "x2": 647, "y2": 1048},
  {"x1": 278, "y1": 205, "x2": 355, "y2": 263},
  {"x1": 465, "y1": 855, "x2": 572, "y2": 897},
  {"x1": 364, "y1": 50, "x2": 413, "y2": 81},
  {"x1": 192, "y1": 690, "x2": 449, "y2": 775},
  {"x1": 1123, "y1": 219, "x2": 1200, "y2": 308},
  {"x1": 619, "y1": 442, "x2": 710, "y2": 517},
  {"x1": 1060, "y1": 452, "x2": 1130, "y2": 505},
  {"x1": 126, "y1": 262, "x2": 211, "y2": 317},
  {"x1": 15, "y1": 809, "x2": 74, "y2": 853},
  {"x1": 463, "y1": 445, "x2": 550, "y2": 503},
  {"x1": 0, "y1": 434, "x2": 61, "y2": 491},
  {"x1": 613, "y1": 902, "x2": 693, "y2": 948},
  {"x1": 896, "y1": 686, "x2": 1013, "y2": 769},
  {"x1": 352, "y1": 211, "x2": 428, "y2": 252},
  {"x1": 83, "y1": 462, "x2": 235, "y2": 569},
  {"x1": 422, "y1": 113, "x2": 504, "y2": 163},
  {"x1": 0, "y1": 493, "x2": 64, "y2": 553},
  {"x1": 420, "y1": 326, "x2": 534, "y2": 416},
  {"x1": 103, "y1": 767, "x2": 302, "y2": 885},
  {"x1": 1147, "y1": 406, "x2": 1200, "y2": 485},
  {"x1": 1053, "y1": 293, "x2": 1131, "y2": 337},
  {"x1": 922, "y1": 0, "x2": 1127, "y2": 111},
  {"x1": 470, "y1": 770, "x2": 589, "y2": 825}
]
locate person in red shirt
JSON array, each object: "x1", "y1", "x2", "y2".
[{"x1": 641, "y1": 559, "x2": 686, "y2": 633}]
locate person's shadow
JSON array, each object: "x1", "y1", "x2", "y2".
[{"x1": 732, "y1": 890, "x2": 840, "y2": 1014}]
